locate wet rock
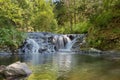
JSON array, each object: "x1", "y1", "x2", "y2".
[
  {"x1": 68, "y1": 35, "x2": 74, "y2": 40},
  {"x1": 90, "y1": 48, "x2": 102, "y2": 53},
  {"x1": 21, "y1": 38, "x2": 40, "y2": 53},
  {"x1": 39, "y1": 47, "x2": 47, "y2": 53},
  {"x1": 0, "y1": 62, "x2": 32, "y2": 79}
]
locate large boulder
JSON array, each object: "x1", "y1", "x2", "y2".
[{"x1": 0, "y1": 61, "x2": 32, "y2": 79}]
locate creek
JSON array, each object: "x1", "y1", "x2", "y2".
[{"x1": 0, "y1": 32, "x2": 120, "y2": 80}]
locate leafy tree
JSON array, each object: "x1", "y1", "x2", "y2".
[
  {"x1": 26, "y1": 0, "x2": 57, "y2": 32},
  {"x1": 54, "y1": 1, "x2": 69, "y2": 25},
  {"x1": 0, "y1": 0, "x2": 58, "y2": 52}
]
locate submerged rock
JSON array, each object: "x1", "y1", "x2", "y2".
[
  {"x1": 0, "y1": 61, "x2": 32, "y2": 79},
  {"x1": 90, "y1": 48, "x2": 102, "y2": 53}
]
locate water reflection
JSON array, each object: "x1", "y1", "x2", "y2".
[
  {"x1": 0, "y1": 52, "x2": 120, "y2": 80},
  {"x1": 21, "y1": 53, "x2": 53, "y2": 65},
  {"x1": 21, "y1": 52, "x2": 73, "y2": 71},
  {"x1": 0, "y1": 55, "x2": 20, "y2": 65},
  {"x1": 57, "y1": 53, "x2": 72, "y2": 71}
]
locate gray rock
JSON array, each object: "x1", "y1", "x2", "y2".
[
  {"x1": 0, "y1": 65, "x2": 6, "y2": 73},
  {"x1": 0, "y1": 61, "x2": 32, "y2": 78}
]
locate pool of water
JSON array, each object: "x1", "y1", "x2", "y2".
[{"x1": 0, "y1": 52, "x2": 120, "y2": 80}]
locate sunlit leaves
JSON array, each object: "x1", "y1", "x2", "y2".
[
  {"x1": 0, "y1": 0, "x2": 23, "y2": 28},
  {"x1": 0, "y1": 0, "x2": 57, "y2": 31},
  {"x1": 30, "y1": 0, "x2": 57, "y2": 32}
]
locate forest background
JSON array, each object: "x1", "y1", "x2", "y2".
[{"x1": 0, "y1": 0, "x2": 120, "y2": 52}]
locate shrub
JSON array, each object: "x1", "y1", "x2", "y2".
[
  {"x1": 73, "y1": 21, "x2": 91, "y2": 33},
  {"x1": 0, "y1": 27, "x2": 26, "y2": 52},
  {"x1": 94, "y1": 10, "x2": 113, "y2": 27}
]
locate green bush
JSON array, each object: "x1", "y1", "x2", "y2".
[
  {"x1": 55, "y1": 26, "x2": 70, "y2": 34},
  {"x1": 54, "y1": 22, "x2": 71, "y2": 34},
  {"x1": 91, "y1": 11, "x2": 113, "y2": 28},
  {"x1": 0, "y1": 27, "x2": 26, "y2": 52},
  {"x1": 73, "y1": 21, "x2": 90, "y2": 33},
  {"x1": 55, "y1": 21, "x2": 90, "y2": 34}
]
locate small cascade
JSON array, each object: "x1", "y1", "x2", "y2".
[
  {"x1": 54, "y1": 35, "x2": 64, "y2": 50},
  {"x1": 21, "y1": 38, "x2": 39, "y2": 54},
  {"x1": 53, "y1": 35, "x2": 72, "y2": 51},
  {"x1": 20, "y1": 32, "x2": 86, "y2": 54},
  {"x1": 20, "y1": 32, "x2": 56, "y2": 54},
  {"x1": 56, "y1": 34, "x2": 86, "y2": 51},
  {"x1": 63, "y1": 35, "x2": 71, "y2": 49},
  {"x1": 65, "y1": 37, "x2": 78, "y2": 50}
]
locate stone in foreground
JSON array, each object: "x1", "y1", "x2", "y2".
[{"x1": 0, "y1": 61, "x2": 32, "y2": 79}]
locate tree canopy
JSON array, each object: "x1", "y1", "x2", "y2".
[{"x1": 0, "y1": 0, "x2": 120, "y2": 51}]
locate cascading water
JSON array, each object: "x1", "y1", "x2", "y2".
[
  {"x1": 21, "y1": 38, "x2": 39, "y2": 54},
  {"x1": 19, "y1": 32, "x2": 86, "y2": 66},
  {"x1": 53, "y1": 35, "x2": 72, "y2": 51},
  {"x1": 65, "y1": 37, "x2": 78, "y2": 50},
  {"x1": 20, "y1": 32, "x2": 86, "y2": 54}
]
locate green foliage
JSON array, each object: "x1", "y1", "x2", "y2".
[
  {"x1": 73, "y1": 21, "x2": 90, "y2": 33},
  {"x1": 0, "y1": 27, "x2": 26, "y2": 51},
  {"x1": 54, "y1": 0, "x2": 120, "y2": 34},
  {"x1": 0, "y1": 0, "x2": 119, "y2": 51},
  {"x1": 54, "y1": 1, "x2": 69, "y2": 25},
  {"x1": 87, "y1": 37, "x2": 102, "y2": 48},
  {"x1": 55, "y1": 21, "x2": 90, "y2": 34},
  {"x1": 32, "y1": 10, "x2": 57, "y2": 32},
  {"x1": 0, "y1": 0, "x2": 57, "y2": 51},
  {"x1": 0, "y1": 0, "x2": 23, "y2": 28},
  {"x1": 0, "y1": 0, "x2": 26, "y2": 52},
  {"x1": 55, "y1": 26, "x2": 71, "y2": 34},
  {"x1": 87, "y1": 0, "x2": 120, "y2": 50},
  {"x1": 30, "y1": 0, "x2": 58, "y2": 32},
  {"x1": 91, "y1": 10, "x2": 113, "y2": 28},
  {"x1": 0, "y1": 0, "x2": 57, "y2": 31}
]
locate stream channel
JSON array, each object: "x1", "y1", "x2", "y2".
[{"x1": 0, "y1": 32, "x2": 120, "y2": 80}]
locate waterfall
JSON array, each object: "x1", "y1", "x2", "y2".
[
  {"x1": 20, "y1": 32, "x2": 56, "y2": 54},
  {"x1": 20, "y1": 32, "x2": 86, "y2": 54},
  {"x1": 65, "y1": 37, "x2": 78, "y2": 50},
  {"x1": 53, "y1": 35, "x2": 72, "y2": 51},
  {"x1": 21, "y1": 38, "x2": 39, "y2": 54},
  {"x1": 57, "y1": 34, "x2": 86, "y2": 51},
  {"x1": 58, "y1": 37, "x2": 79, "y2": 51}
]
